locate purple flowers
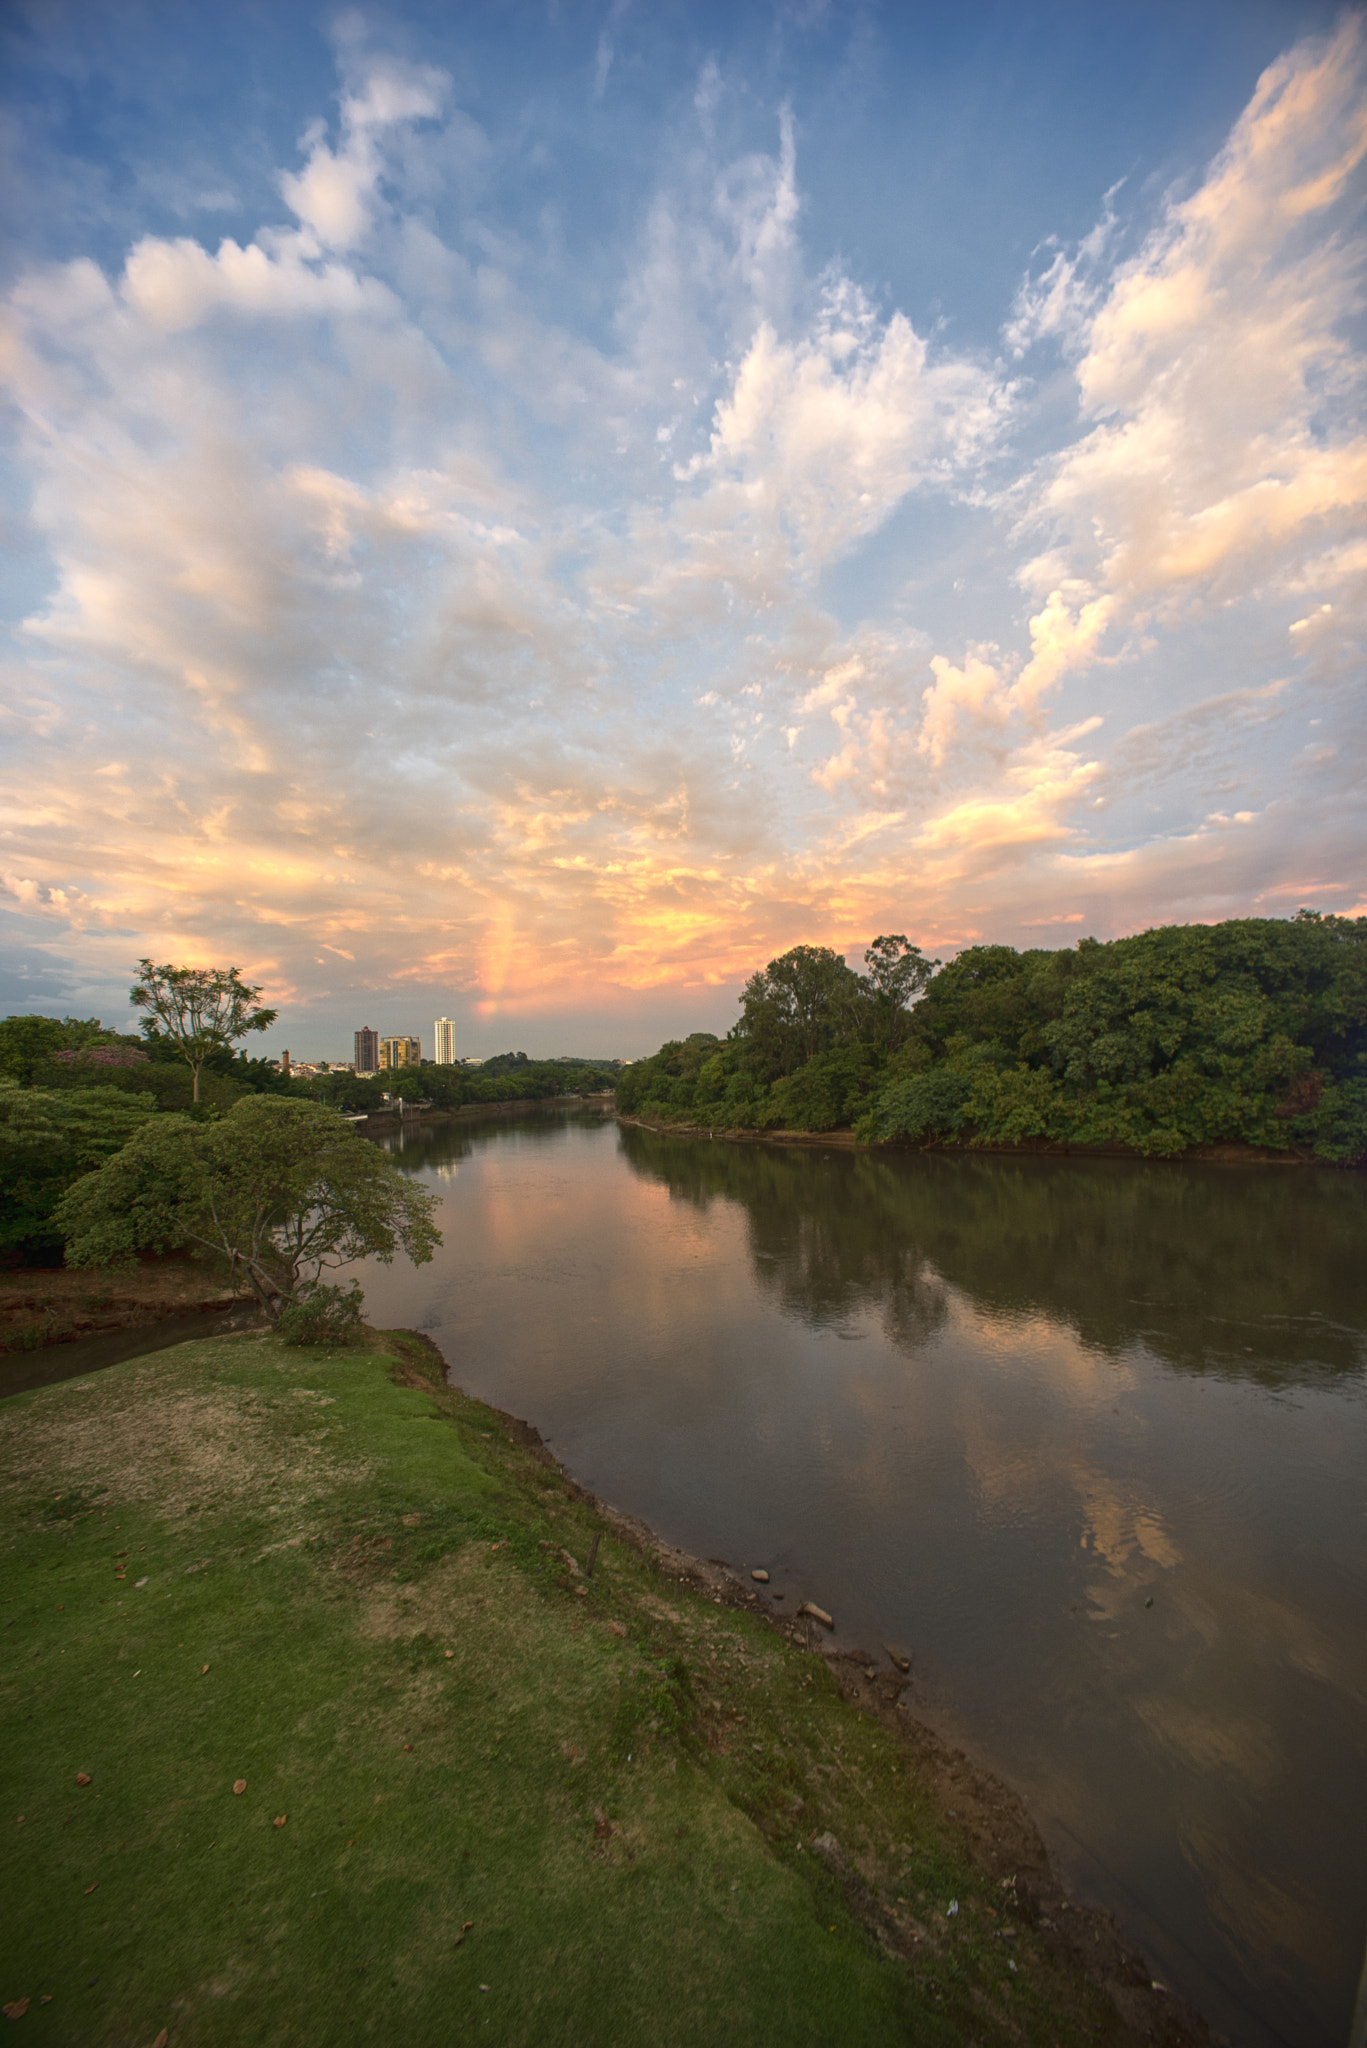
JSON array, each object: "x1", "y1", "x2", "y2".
[{"x1": 52, "y1": 1046, "x2": 149, "y2": 1067}]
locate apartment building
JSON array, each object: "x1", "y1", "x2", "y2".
[
  {"x1": 433, "y1": 1017, "x2": 457, "y2": 1065},
  {"x1": 379, "y1": 1035, "x2": 422, "y2": 1070},
  {"x1": 354, "y1": 1026, "x2": 379, "y2": 1075}
]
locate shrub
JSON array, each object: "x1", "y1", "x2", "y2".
[{"x1": 277, "y1": 1281, "x2": 366, "y2": 1347}]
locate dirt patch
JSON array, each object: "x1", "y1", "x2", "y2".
[{"x1": 0, "y1": 1341, "x2": 370, "y2": 1526}]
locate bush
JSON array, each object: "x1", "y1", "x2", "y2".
[{"x1": 277, "y1": 1282, "x2": 366, "y2": 1347}]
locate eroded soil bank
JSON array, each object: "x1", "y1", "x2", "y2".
[{"x1": 0, "y1": 1253, "x2": 238, "y2": 1356}]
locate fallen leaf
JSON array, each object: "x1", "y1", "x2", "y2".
[
  {"x1": 593, "y1": 1810, "x2": 612, "y2": 1841},
  {"x1": 462, "y1": 1921, "x2": 474, "y2": 1933},
  {"x1": 232, "y1": 1780, "x2": 246, "y2": 1796},
  {"x1": 152, "y1": 2030, "x2": 169, "y2": 2048},
  {"x1": 401, "y1": 1514, "x2": 421, "y2": 1527},
  {"x1": 444, "y1": 1650, "x2": 454, "y2": 1660},
  {"x1": 76, "y1": 1773, "x2": 92, "y2": 1788},
  {"x1": 273, "y1": 1815, "x2": 287, "y2": 1829},
  {"x1": 84, "y1": 1882, "x2": 98, "y2": 1895},
  {"x1": 605, "y1": 1621, "x2": 627, "y2": 1639},
  {"x1": 38, "y1": 1997, "x2": 52, "y2": 2006},
  {"x1": 403, "y1": 1744, "x2": 413, "y2": 1753},
  {"x1": 201, "y1": 1665, "x2": 209, "y2": 1676},
  {"x1": 2, "y1": 1999, "x2": 30, "y2": 2019}
]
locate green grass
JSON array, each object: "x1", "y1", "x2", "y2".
[{"x1": 1, "y1": 1330, "x2": 1123, "y2": 2046}]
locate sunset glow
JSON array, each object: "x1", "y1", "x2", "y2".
[{"x1": 2, "y1": 3, "x2": 1363, "y2": 1054}]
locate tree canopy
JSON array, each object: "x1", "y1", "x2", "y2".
[
  {"x1": 130, "y1": 960, "x2": 277, "y2": 1102},
  {"x1": 0, "y1": 1079, "x2": 160, "y2": 1258},
  {"x1": 56, "y1": 1097, "x2": 441, "y2": 1316},
  {"x1": 616, "y1": 915, "x2": 1367, "y2": 1164}
]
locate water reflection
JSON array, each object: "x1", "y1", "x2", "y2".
[
  {"x1": 617, "y1": 1126, "x2": 1367, "y2": 1386},
  {"x1": 358, "y1": 1114, "x2": 1367, "y2": 2048}
]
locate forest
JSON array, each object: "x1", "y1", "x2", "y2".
[{"x1": 614, "y1": 913, "x2": 1367, "y2": 1165}]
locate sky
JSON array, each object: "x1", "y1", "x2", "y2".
[{"x1": 1, "y1": 0, "x2": 1364, "y2": 1060}]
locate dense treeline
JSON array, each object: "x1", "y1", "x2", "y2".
[
  {"x1": 0, "y1": 1007, "x2": 618, "y2": 1261},
  {"x1": 615, "y1": 913, "x2": 1367, "y2": 1165},
  {"x1": 301, "y1": 1053, "x2": 619, "y2": 1115}
]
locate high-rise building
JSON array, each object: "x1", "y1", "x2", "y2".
[
  {"x1": 379, "y1": 1035, "x2": 422, "y2": 1070},
  {"x1": 354, "y1": 1027, "x2": 379, "y2": 1075},
  {"x1": 433, "y1": 1017, "x2": 457, "y2": 1065}
]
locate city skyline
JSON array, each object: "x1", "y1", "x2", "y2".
[{"x1": 2, "y1": 1, "x2": 1363, "y2": 1058}]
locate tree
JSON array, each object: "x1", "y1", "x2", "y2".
[
  {"x1": 130, "y1": 960, "x2": 277, "y2": 1102},
  {"x1": 0, "y1": 1014, "x2": 124, "y2": 1087},
  {"x1": 56, "y1": 1097, "x2": 441, "y2": 1317},
  {"x1": 860, "y1": 935, "x2": 939, "y2": 1048},
  {"x1": 0, "y1": 1079, "x2": 159, "y2": 1257},
  {"x1": 735, "y1": 946, "x2": 865, "y2": 1078}
]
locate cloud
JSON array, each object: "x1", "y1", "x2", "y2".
[
  {"x1": 0, "y1": 22, "x2": 1363, "y2": 1044},
  {"x1": 674, "y1": 272, "x2": 1009, "y2": 582},
  {"x1": 1016, "y1": 14, "x2": 1367, "y2": 621}
]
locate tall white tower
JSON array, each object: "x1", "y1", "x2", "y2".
[{"x1": 433, "y1": 1017, "x2": 457, "y2": 1065}]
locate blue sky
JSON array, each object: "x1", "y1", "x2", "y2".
[{"x1": 1, "y1": 0, "x2": 1363, "y2": 1057}]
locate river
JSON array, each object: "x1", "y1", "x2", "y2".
[{"x1": 353, "y1": 1109, "x2": 1367, "y2": 2048}]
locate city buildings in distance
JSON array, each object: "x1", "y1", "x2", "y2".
[
  {"x1": 379, "y1": 1035, "x2": 422, "y2": 1070},
  {"x1": 349, "y1": 1021, "x2": 485, "y2": 1074}
]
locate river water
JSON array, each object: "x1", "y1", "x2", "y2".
[{"x1": 353, "y1": 1110, "x2": 1367, "y2": 2048}]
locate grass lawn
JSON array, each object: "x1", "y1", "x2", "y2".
[{"x1": 1, "y1": 1328, "x2": 1156, "y2": 2046}]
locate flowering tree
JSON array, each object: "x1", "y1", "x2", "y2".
[{"x1": 130, "y1": 960, "x2": 277, "y2": 1102}]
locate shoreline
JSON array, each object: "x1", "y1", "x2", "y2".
[
  {"x1": 616, "y1": 1111, "x2": 1340, "y2": 1168},
  {"x1": 1, "y1": 1320, "x2": 1220, "y2": 2045},
  {"x1": 408, "y1": 1327, "x2": 1216, "y2": 2046}
]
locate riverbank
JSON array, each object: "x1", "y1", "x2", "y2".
[
  {"x1": 0, "y1": 1254, "x2": 239, "y2": 1356},
  {"x1": 616, "y1": 1112, "x2": 1333, "y2": 1166},
  {"x1": 0, "y1": 1326, "x2": 1213, "y2": 2047}
]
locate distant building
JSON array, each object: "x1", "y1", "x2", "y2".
[
  {"x1": 433, "y1": 1017, "x2": 457, "y2": 1065},
  {"x1": 379, "y1": 1035, "x2": 422, "y2": 1070},
  {"x1": 354, "y1": 1026, "x2": 379, "y2": 1075}
]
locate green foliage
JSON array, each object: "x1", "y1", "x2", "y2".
[
  {"x1": 736, "y1": 946, "x2": 864, "y2": 1078},
  {"x1": 861, "y1": 1066, "x2": 975, "y2": 1144},
  {"x1": 305, "y1": 1055, "x2": 618, "y2": 1115},
  {"x1": 0, "y1": 1080, "x2": 159, "y2": 1257},
  {"x1": 56, "y1": 1097, "x2": 441, "y2": 1315},
  {"x1": 130, "y1": 959, "x2": 278, "y2": 1102},
  {"x1": 623, "y1": 914, "x2": 1367, "y2": 1164},
  {"x1": 0, "y1": 1014, "x2": 124, "y2": 1087},
  {"x1": 277, "y1": 1279, "x2": 366, "y2": 1346},
  {"x1": 861, "y1": 935, "x2": 940, "y2": 1048}
]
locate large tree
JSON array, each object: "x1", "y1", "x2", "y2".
[
  {"x1": 130, "y1": 960, "x2": 277, "y2": 1102},
  {"x1": 735, "y1": 946, "x2": 865, "y2": 1078},
  {"x1": 56, "y1": 1098, "x2": 441, "y2": 1317},
  {"x1": 0, "y1": 1079, "x2": 159, "y2": 1257},
  {"x1": 860, "y1": 935, "x2": 940, "y2": 1048}
]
